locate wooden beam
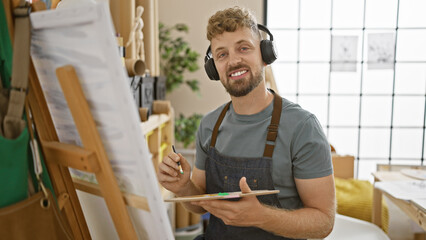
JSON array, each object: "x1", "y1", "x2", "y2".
[
  {"x1": 383, "y1": 192, "x2": 426, "y2": 230},
  {"x1": 137, "y1": 0, "x2": 159, "y2": 75},
  {"x1": 29, "y1": 60, "x2": 91, "y2": 240},
  {"x1": 110, "y1": 0, "x2": 135, "y2": 58},
  {"x1": 43, "y1": 141, "x2": 100, "y2": 173},
  {"x1": 57, "y1": 192, "x2": 70, "y2": 210},
  {"x1": 73, "y1": 178, "x2": 150, "y2": 212},
  {"x1": 56, "y1": 65, "x2": 138, "y2": 239}
]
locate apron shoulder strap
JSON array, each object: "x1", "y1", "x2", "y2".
[
  {"x1": 210, "y1": 101, "x2": 231, "y2": 148},
  {"x1": 263, "y1": 92, "x2": 282, "y2": 158},
  {"x1": 210, "y1": 91, "x2": 283, "y2": 157},
  {"x1": 2, "y1": 0, "x2": 31, "y2": 139}
]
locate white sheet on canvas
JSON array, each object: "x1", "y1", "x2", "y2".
[{"x1": 30, "y1": 2, "x2": 173, "y2": 239}]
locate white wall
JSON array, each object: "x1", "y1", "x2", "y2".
[{"x1": 158, "y1": 0, "x2": 264, "y2": 116}]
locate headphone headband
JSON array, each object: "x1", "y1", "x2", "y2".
[{"x1": 257, "y1": 24, "x2": 274, "y2": 41}]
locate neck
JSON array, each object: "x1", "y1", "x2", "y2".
[{"x1": 231, "y1": 81, "x2": 274, "y2": 115}]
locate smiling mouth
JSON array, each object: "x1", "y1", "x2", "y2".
[{"x1": 230, "y1": 70, "x2": 248, "y2": 77}]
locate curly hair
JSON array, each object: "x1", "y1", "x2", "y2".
[{"x1": 206, "y1": 6, "x2": 260, "y2": 41}]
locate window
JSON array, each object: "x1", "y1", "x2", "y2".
[{"x1": 266, "y1": 0, "x2": 426, "y2": 180}]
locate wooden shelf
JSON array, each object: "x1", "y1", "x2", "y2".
[
  {"x1": 140, "y1": 113, "x2": 171, "y2": 135},
  {"x1": 141, "y1": 106, "x2": 174, "y2": 172}
]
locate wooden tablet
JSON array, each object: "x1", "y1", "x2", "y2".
[{"x1": 164, "y1": 190, "x2": 280, "y2": 203}]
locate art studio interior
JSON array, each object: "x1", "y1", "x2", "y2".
[{"x1": 0, "y1": 0, "x2": 425, "y2": 240}]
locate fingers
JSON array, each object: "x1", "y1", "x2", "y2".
[
  {"x1": 179, "y1": 153, "x2": 191, "y2": 173},
  {"x1": 157, "y1": 153, "x2": 180, "y2": 179},
  {"x1": 239, "y1": 177, "x2": 252, "y2": 193},
  {"x1": 158, "y1": 152, "x2": 190, "y2": 179},
  {"x1": 158, "y1": 163, "x2": 178, "y2": 177},
  {"x1": 157, "y1": 170, "x2": 180, "y2": 182},
  {"x1": 167, "y1": 152, "x2": 182, "y2": 169},
  {"x1": 194, "y1": 200, "x2": 234, "y2": 211},
  {"x1": 194, "y1": 200, "x2": 236, "y2": 224}
]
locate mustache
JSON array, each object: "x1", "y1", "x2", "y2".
[{"x1": 227, "y1": 64, "x2": 250, "y2": 76}]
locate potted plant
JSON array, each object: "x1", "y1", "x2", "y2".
[
  {"x1": 174, "y1": 113, "x2": 203, "y2": 149},
  {"x1": 159, "y1": 22, "x2": 200, "y2": 93},
  {"x1": 159, "y1": 22, "x2": 203, "y2": 152}
]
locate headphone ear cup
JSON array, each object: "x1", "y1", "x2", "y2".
[
  {"x1": 260, "y1": 40, "x2": 277, "y2": 65},
  {"x1": 204, "y1": 58, "x2": 220, "y2": 81}
]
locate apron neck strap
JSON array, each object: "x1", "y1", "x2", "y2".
[
  {"x1": 210, "y1": 101, "x2": 231, "y2": 148},
  {"x1": 263, "y1": 91, "x2": 282, "y2": 158},
  {"x1": 210, "y1": 91, "x2": 283, "y2": 159}
]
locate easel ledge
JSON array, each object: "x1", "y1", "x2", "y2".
[{"x1": 42, "y1": 141, "x2": 151, "y2": 212}]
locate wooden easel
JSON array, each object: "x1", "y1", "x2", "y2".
[
  {"x1": 28, "y1": 64, "x2": 153, "y2": 239},
  {"x1": 12, "y1": 1, "x2": 168, "y2": 238}
]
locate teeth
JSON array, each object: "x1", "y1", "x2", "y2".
[{"x1": 231, "y1": 70, "x2": 247, "y2": 77}]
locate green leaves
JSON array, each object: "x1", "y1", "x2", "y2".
[
  {"x1": 185, "y1": 79, "x2": 199, "y2": 92},
  {"x1": 159, "y1": 22, "x2": 200, "y2": 93},
  {"x1": 159, "y1": 23, "x2": 202, "y2": 147},
  {"x1": 174, "y1": 113, "x2": 203, "y2": 148}
]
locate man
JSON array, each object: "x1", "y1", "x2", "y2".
[{"x1": 158, "y1": 6, "x2": 335, "y2": 240}]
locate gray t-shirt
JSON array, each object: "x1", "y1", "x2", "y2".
[{"x1": 195, "y1": 97, "x2": 333, "y2": 209}]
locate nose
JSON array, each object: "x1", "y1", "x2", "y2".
[{"x1": 228, "y1": 51, "x2": 242, "y2": 67}]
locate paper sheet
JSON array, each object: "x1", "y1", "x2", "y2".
[
  {"x1": 400, "y1": 169, "x2": 426, "y2": 180},
  {"x1": 30, "y1": 2, "x2": 173, "y2": 239},
  {"x1": 410, "y1": 198, "x2": 426, "y2": 212},
  {"x1": 331, "y1": 35, "x2": 358, "y2": 72},
  {"x1": 375, "y1": 180, "x2": 426, "y2": 200},
  {"x1": 368, "y1": 33, "x2": 395, "y2": 70}
]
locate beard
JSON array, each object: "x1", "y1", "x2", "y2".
[{"x1": 222, "y1": 64, "x2": 264, "y2": 97}]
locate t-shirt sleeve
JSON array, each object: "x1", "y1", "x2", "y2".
[
  {"x1": 195, "y1": 121, "x2": 208, "y2": 170},
  {"x1": 291, "y1": 114, "x2": 333, "y2": 179}
]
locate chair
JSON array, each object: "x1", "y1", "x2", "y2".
[{"x1": 324, "y1": 214, "x2": 390, "y2": 240}]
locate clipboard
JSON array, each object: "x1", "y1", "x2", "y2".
[{"x1": 165, "y1": 190, "x2": 280, "y2": 203}]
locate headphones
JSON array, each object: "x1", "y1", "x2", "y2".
[{"x1": 204, "y1": 24, "x2": 277, "y2": 81}]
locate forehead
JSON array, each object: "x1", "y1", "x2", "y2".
[{"x1": 210, "y1": 27, "x2": 259, "y2": 53}]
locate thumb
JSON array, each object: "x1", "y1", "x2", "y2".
[
  {"x1": 239, "y1": 177, "x2": 252, "y2": 193},
  {"x1": 178, "y1": 153, "x2": 191, "y2": 173}
]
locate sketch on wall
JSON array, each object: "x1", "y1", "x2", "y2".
[
  {"x1": 331, "y1": 35, "x2": 359, "y2": 72},
  {"x1": 368, "y1": 33, "x2": 395, "y2": 70}
]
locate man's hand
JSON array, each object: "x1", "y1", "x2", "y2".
[
  {"x1": 192, "y1": 177, "x2": 265, "y2": 227},
  {"x1": 157, "y1": 152, "x2": 191, "y2": 195}
]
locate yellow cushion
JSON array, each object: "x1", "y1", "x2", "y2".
[{"x1": 335, "y1": 177, "x2": 389, "y2": 233}]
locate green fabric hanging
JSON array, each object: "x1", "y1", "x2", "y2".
[
  {"x1": 0, "y1": 0, "x2": 13, "y2": 88},
  {"x1": 0, "y1": 127, "x2": 29, "y2": 208},
  {"x1": 0, "y1": 113, "x2": 57, "y2": 208},
  {"x1": 0, "y1": 0, "x2": 56, "y2": 207},
  {"x1": 0, "y1": 0, "x2": 29, "y2": 208}
]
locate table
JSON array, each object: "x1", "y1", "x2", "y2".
[{"x1": 372, "y1": 171, "x2": 426, "y2": 231}]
